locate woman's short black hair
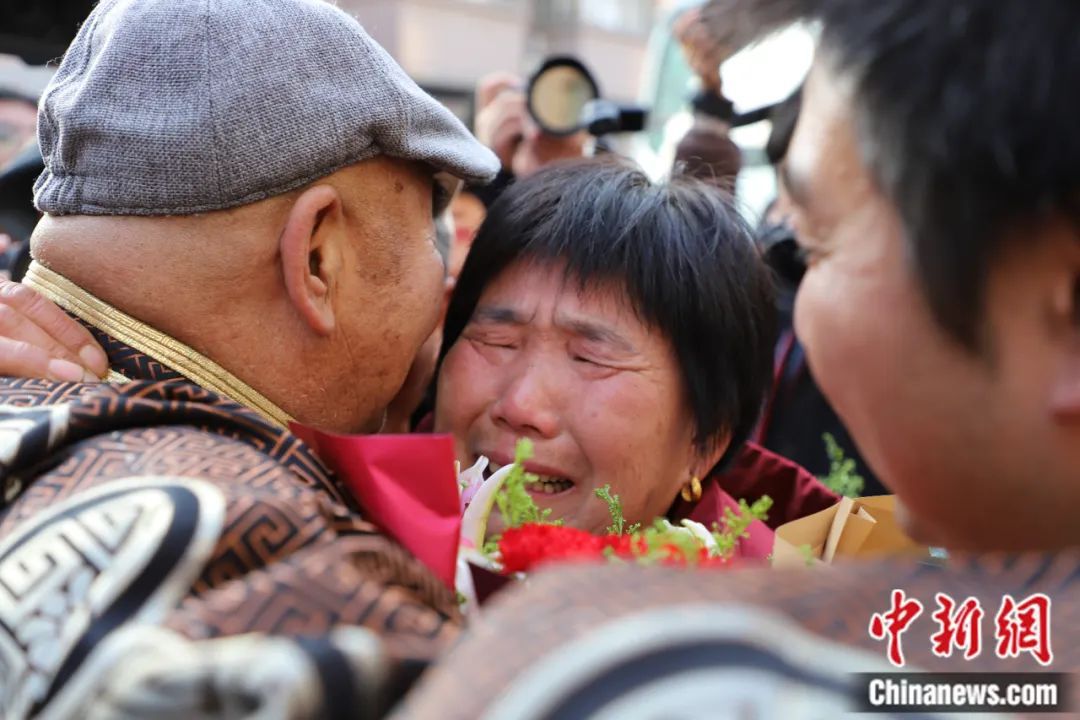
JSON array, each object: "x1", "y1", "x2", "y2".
[{"x1": 440, "y1": 158, "x2": 777, "y2": 467}]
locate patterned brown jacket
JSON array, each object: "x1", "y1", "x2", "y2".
[{"x1": 0, "y1": 264, "x2": 458, "y2": 719}]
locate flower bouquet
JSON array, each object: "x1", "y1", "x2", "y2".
[
  {"x1": 289, "y1": 423, "x2": 770, "y2": 613},
  {"x1": 454, "y1": 439, "x2": 771, "y2": 611}
]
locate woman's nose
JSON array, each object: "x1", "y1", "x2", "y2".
[{"x1": 491, "y1": 364, "x2": 561, "y2": 439}]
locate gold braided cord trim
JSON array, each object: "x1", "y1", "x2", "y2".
[
  {"x1": 106, "y1": 370, "x2": 131, "y2": 385},
  {"x1": 24, "y1": 262, "x2": 292, "y2": 428}
]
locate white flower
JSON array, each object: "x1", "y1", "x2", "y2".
[
  {"x1": 680, "y1": 518, "x2": 719, "y2": 554},
  {"x1": 459, "y1": 460, "x2": 515, "y2": 550},
  {"x1": 457, "y1": 456, "x2": 488, "y2": 512}
]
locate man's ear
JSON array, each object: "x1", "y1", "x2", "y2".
[
  {"x1": 1045, "y1": 212, "x2": 1080, "y2": 421},
  {"x1": 279, "y1": 185, "x2": 343, "y2": 336},
  {"x1": 1049, "y1": 273, "x2": 1080, "y2": 422}
]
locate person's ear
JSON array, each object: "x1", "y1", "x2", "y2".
[
  {"x1": 686, "y1": 433, "x2": 732, "y2": 481},
  {"x1": 279, "y1": 185, "x2": 344, "y2": 336},
  {"x1": 1045, "y1": 214, "x2": 1080, "y2": 421},
  {"x1": 1049, "y1": 276, "x2": 1080, "y2": 422}
]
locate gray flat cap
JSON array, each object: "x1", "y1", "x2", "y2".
[{"x1": 34, "y1": 0, "x2": 499, "y2": 216}]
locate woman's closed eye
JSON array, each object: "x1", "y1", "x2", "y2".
[
  {"x1": 569, "y1": 347, "x2": 624, "y2": 375},
  {"x1": 475, "y1": 337, "x2": 517, "y2": 349},
  {"x1": 465, "y1": 329, "x2": 519, "y2": 351}
]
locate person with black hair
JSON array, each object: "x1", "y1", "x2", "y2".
[
  {"x1": 707, "y1": 0, "x2": 1080, "y2": 551},
  {"x1": 435, "y1": 157, "x2": 836, "y2": 542}
]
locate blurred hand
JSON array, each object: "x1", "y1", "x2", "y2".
[
  {"x1": 0, "y1": 280, "x2": 109, "y2": 382},
  {"x1": 673, "y1": 6, "x2": 734, "y2": 91},
  {"x1": 475, "y1": 72, "x2": 521, "y2": 112},
  {"x1": 474, "y1": 74, "x2": 527, "y2": 169}
]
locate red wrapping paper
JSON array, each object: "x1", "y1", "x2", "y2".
[{"x1": 289, "y1": 424, "x2": 461, "y2": 589}]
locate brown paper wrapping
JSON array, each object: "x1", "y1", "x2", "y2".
[{"x1": 772, "y1": 495, "x2": 929, "y2": 568}]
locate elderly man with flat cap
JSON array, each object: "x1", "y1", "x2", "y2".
[{"x1": 0, "y1": 0, "x2": 497, "y2": 717}]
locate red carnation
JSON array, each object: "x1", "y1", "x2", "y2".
[
  {"x1": 498, "y1": 524, "x2": 608, "y2": 574},
  {"x1": 496, "y1": 523, "x2": 742, "y2": 574}
]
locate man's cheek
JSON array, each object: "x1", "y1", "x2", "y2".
[
  {"x1": 794, "y1": 273, "x2": 864, "y2": 405},
  {"x1": 895, "y1": 493, "x2": 950, "y2": 547},
  {"x1": 438, "y1": 349, "x2": 489, "y2": 429},
  {"x1": 793, "y1": 273, "x2": 836, "y2": 368}
]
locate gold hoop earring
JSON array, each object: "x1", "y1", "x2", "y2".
[{"x1": 680, "y1": 475, "x2": 702, "y2": 503}]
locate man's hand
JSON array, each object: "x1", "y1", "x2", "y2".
[
  {"x1": 473, "y1": 73, "x2": 527, "y2": 170},
  {"x1": 674, "y1": 6, "x2": 734, "y2": 92},
  {"x1": 0, "y1": 280, "x2": 108, "y2": 382}
]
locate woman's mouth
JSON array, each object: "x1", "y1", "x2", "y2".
[
  {"x1": 526, "y1": 475, "x2": 575, "y2": 495},
  {"x1": 483, "y1": 461, "x2": 576, "y2": 495}
]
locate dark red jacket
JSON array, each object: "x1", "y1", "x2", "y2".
[{"x1": 668, "y1": 442, "x2": 839, "y2": 560}]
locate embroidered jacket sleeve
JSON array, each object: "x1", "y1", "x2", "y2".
[{"x1": 0, "y1": 380, "x2": 459, "y2": 719}]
